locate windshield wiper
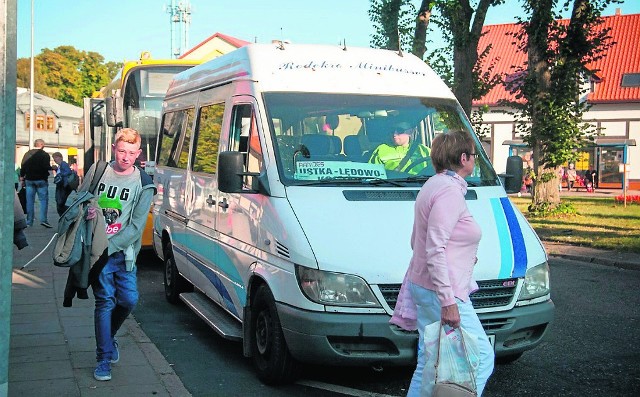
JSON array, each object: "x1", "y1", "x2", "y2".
[
  {"x1": 293, "y1": 176, "x2": 404, "y2": 187},
  {"x1": 388, "y1": 175, "x2": 432, "y2": 184}
]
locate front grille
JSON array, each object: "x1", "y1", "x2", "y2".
[
  {"x1": 378, "y1": 284, "x2": 401, "y2": 310},
  {"x1": 378, "y1": 278, "x2": 518, "y2": 311},
  {"x1": 470, "y1": 278, "x2": 518, "y2": 309}
]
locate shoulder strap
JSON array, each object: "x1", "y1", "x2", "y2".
[
  {"x1": 89, "y1": 161, "x2": 109, "y2": 194},
  {"x1": 395, "y1": 142, "x2": 420, "y2": 172}
]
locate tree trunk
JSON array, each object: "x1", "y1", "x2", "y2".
[
  {"x1": 533, "y1": 165, "x2": 561, "y2": 206},
  {"x1": 527, "y1": 0, "x2": 554, "y2": 206},
  {"x1": 446, "y1": 0, "x2": 494, "y2": 116},
  {"x1": 382, "y1": 0, "x2": 402, "y2": 50},
  {"x1": 411, "y1": 0, "x2": 433, "y2": 59}
]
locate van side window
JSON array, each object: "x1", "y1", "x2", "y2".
[
  {"x1": 192, "y1": 103, "x2": 224, "y2": 174},
  {"x1": 177, "y1": 108, "x2": 195, "y2": 169},
  {"x1": 229, "y1": 104, "x2": 264, "y2": 190},
  {"x1": 157, "y1": 109, "x2": 193, "y2": 168}
]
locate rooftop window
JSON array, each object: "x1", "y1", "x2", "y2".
[{"x1": 621, "y1": 73, "x2": 640, "y2": 87}]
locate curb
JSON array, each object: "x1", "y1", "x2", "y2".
[
  {"x1": 548, "y1": 253, "x2": 640, "y2": 271},
  {"x1": 125, "y1": 317, "x2": 193, "y2": 397}
]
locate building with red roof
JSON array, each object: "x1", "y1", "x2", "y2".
[
  {"x1": 473, "y1": 10, "x2": 639, "y2": 189},
  {"x1": 180, "y1": 32, "x2": 251, "y2": 61}
]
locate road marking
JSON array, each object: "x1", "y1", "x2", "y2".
[{"x1": 296, "y1": 379, "x2": 400, "y2": 397}]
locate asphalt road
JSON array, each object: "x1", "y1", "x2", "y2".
[{"x1": 133, "y1": 252, "x2": 640, "y2": 397}]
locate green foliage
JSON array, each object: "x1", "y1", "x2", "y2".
[
  {"x1": 527, "y1": 201, "x2": 577, "y2": 217},
  {"x1": 504, "y1": 1, "x2": 617, "y2": 168},
  {"x1": 538, "y1": 170, "x2": 556, "y2": 183},
  {"x1": 17, "y1": 45, "x2": 121, "y2": 107},
  {"x1": 369, "y1": 0, "x2": 417, "y2": 52}
]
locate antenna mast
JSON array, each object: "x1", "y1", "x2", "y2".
[{"x1": 167, "y1": 0, "x2": 192, "y2": 58}]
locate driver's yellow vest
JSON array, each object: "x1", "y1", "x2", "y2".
[{"x1": 369, "y1": 144, "x2": 431, "y2": 174}]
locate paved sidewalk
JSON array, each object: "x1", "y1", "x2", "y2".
[{"x1": 9, "y1": 183, "x2": 191, "y2": 397}]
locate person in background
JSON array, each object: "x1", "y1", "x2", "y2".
[
  {"x1": 405, "y1": 130, "x2": 494, "y2": 396},
  {"x1": 20, "y1": 139, "x2": 53, "y2": 228},
  {"x1": 52, "y1": 152, "x2": 73, "y2": 216},
  {"x1": 14, "y1": 163, "x2": 21, "y2": 191},
  {"x1": 369, "y1": 123, "x2": 431, "y2": 174},
  {"x1": 566, "y1": 163, "x2": 577, "y2": 191},
  {"x1": 85, "y1": 128, "x2": 156, "y2": 382}
]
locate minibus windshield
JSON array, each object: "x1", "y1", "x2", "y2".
[{"x1": 263, "y1": 93, "x2": 499, "y2": 187}]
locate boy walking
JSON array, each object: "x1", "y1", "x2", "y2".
[{"x1": 82, "y1": 128, "x2": 156, "y2": 381}]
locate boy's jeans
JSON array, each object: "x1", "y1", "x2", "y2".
[
  {"x1": 93, "y1": 252, "x2": 138, "y2": 362},
  {"x1": 406, "y1": 282, "x2": 494, "y2": 397},
  {"x1": 25, "y1": 179, "x2": 49, "y2": 225}
]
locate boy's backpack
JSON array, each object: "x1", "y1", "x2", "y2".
[
  {"x1": 66, "y1": 171, "x2": 80, "y2": 191},
  {"x1": 52, "y1": 161, "x2": 108, "y2": 268}
]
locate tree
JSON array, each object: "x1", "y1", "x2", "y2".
[
  {"x1": 369, "y1": 0, "x2": 504, "y2": 126},
  {"x1": 433, "y1": 0, "x2": 504, "y2": 116},
  {"x1": 369, "y1": 0, "x2": 417, "y2": 52},
  {"x1": 505, "y1": 0, "x2": 618, "y2": 207},
  {"x1": 16, "y1": 46, "x2": 120, "y2": 107}
]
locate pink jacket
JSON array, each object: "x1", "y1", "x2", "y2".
[{"x1": 408, "y1": 171, "x2": 481, "y2": 307}]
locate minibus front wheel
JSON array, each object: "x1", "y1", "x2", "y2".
[{"x1": 251, "y1": 284, "x2": 298, "y2": 384}]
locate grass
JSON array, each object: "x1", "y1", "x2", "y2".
[{"x1": 510, "y1": 196, "x2": 640, "y2": 253}]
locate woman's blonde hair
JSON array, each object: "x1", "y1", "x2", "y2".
[
  {"x1": 430, "y1": 130, "x2": 475, "y2": 173},
  {"x1": 114, "y1": 128, "x2": 141, "y2": 145}
]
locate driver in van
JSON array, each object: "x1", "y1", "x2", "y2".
[{"x1": 368, "y1": 122, "x2": 431, "y2": 174}]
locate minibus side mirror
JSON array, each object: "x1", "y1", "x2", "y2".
[
  {"x1": 218, "y1": 151, "x2": 270, "y2": 195},
  {"x1": 92, "y1": 112, "x2": 103, "y2": 127},
  {"x1": 500, "y1": 155, "x2": 524, "y2": 194},
  {"x1": 105, "y1": 96, "x2": 123, "y2": 127}
]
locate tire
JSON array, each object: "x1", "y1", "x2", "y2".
[
  {"x1": 250, "y1": 285, "x2": 298, "y2": 384},
  {"x1": 163, "y1": 243, "x2": 192, "y2": 304},
  {"x1": 496, "y1": 352, "x2": 523, "y2": 365}
]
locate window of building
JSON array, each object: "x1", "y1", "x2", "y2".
[
  {"x1": 621, "y1": 73, "x2": 640, "y2": 88},
  {"x1": 46, "y1": 116, "x2": 55, "y2": 131},
  {"x1": 36, "y1": 114, "x2": 45, "y2": 130},
  {"x1": 25, "y1": 113, "x2": 30, "y2": 129}
]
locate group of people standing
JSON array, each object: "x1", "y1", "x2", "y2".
[{"x1": 18, "y1": 139, "x2": 76, "y2": 226}]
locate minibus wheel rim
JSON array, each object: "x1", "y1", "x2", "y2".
[{"x1": 255, "y1": 311, "x2": 271, "y2": 355}]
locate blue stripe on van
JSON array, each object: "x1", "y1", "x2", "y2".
[
  {"x1": 491, "y1": 199, "x2": 513, "y2": 278},
  {"x1": 188, "y1": 257, "x2": 240, "y2": 317},
  {"x1": 500, "y1": 197, "x2": 527, "y2": 277}
]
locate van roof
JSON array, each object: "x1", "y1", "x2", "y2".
[{"x1": 165, "y1": 43, "x2": 455, "y2": 99}]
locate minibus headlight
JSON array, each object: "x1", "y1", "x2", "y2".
[
  {"x1": 518, "y1": 263, "x2": 550, "y2": 301},
  {"x1": 295, "y1": 266, "x2": 381, "y2": 307}
]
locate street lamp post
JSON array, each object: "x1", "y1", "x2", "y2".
[{"x1": 29, "y1": 0, "x2": 34, "y2": 149}]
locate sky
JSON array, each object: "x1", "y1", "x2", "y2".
[{"x1": 16, "y1": 0, "x2": 640, "y2": 63}]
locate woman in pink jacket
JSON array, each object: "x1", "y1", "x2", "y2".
[{"x1": 406, "y1": 130, "x2": 494, "y2": 396}]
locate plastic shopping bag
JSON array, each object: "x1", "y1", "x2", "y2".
[{"x1": 421, "y1": 321, "x2": 480, "y2": 396}]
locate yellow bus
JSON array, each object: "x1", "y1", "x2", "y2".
[{"x1": 83, "y1": 53, "x2": 201, "y2": 248}]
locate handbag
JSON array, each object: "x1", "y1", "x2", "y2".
[{"x1": 432, "y1": 326, "x2": 477, "y2": 397}]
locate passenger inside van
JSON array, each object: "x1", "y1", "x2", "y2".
[{"x1": 368, "y1": 123, "x2": 431, "y2": 174}]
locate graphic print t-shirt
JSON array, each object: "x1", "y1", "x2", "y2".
[{"x1": 95, "y1": 167, "x2": 143, "y2": 237}]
